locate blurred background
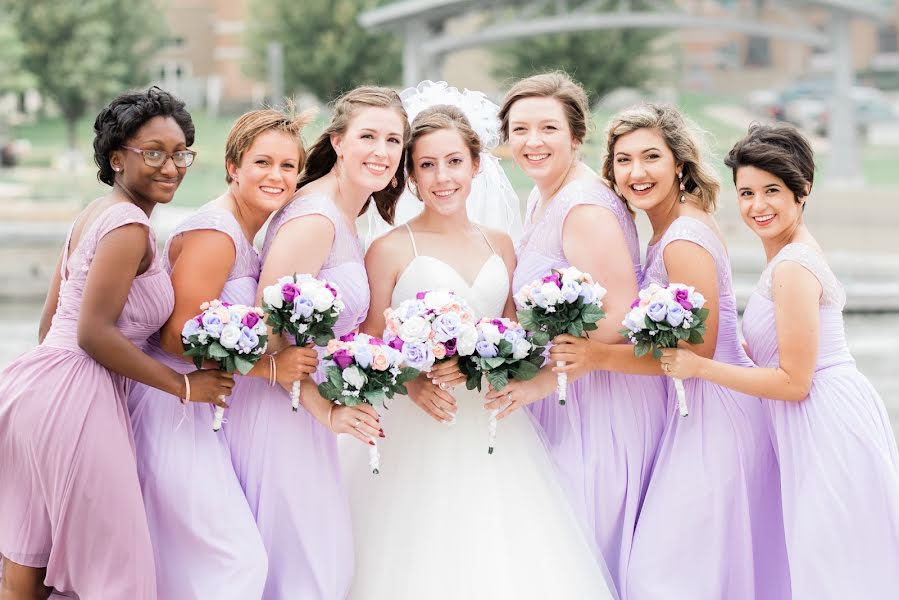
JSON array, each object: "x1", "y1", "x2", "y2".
[{"x1": 0, "y1": 0, "x2": 896, "y2": 433}]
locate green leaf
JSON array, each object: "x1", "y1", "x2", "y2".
[
  {"x1": 688, "y1": 329, "x2": 705, "y2": 345},
  {"x1": 327, "y1": 366, "x2": 344, "y2": 389},
  {"x1": 363, "y1": 388, "x2": 386, "y2": 407},
  {"x1": 511, "y1": 360, "x2": 539, "y2": 381},
  {"x1": 484, "y1": 357, "x2": 506, "y2": 370},
  {"x1": 529, "y1": 331, "x2": 550, "y2": 347},
  {"x1": 651, "y1": 345, "x2": 662, "y2": 360},
  {"x1": 208, "y1": 342, "x2": 230, "y2": 359},
  {"x1": 317, "y1": 381, "x2": 340, "y2": 400},
  {"x1": 581, "y1": 304, "x2": 605, "y2": 323},
  {"x1": 634, "y1": 341, "x2": 650, "y2": 358},
  {"x1": 234, "y1": 355, "x2": 257, "y2": 375},
  {"x1": 567, "y1": 320, "x2": 584, "y2": 338},
  {"x1": 516, "y1": 309, "x2": 538, "y2": 331},
  {"x1": 486, "y1": 370, "x2": 509, "y2": 391}
]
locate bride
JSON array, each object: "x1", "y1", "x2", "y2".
[{"x1": 340, "y1": 83, "x2": 617, "y2": 600}]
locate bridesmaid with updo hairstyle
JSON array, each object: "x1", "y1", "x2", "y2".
[
  {"x1": 127, "y1": 107, "x2": 319, "y2": 600},
  {"x1": 225, "y1": 86, "x2": 409, "y2": 600},
  {"x1": 0, "y1": 87, "x2": 232, "y2": 600},
  {"x1": 491, "y1": 72, "x2": 667, "y2": 595},
  {"x1": 660, "y1": 123, "x2": 899, "y2": 599}
]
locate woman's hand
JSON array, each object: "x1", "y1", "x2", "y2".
[
  {"x1": 659, "y1": 348, "x2": 704, "y2": 380},
  {"x1": 406, "y1": 375, "x2": 457, "y2": 423},
  {"x1": 274, "y1": 346, "x2": 319, "y2": 391},
  {"x1": 426, "y1": 356, "x2": 466, "y2": 390},
  {"x1": 329, "y1": 403, "x2": 383, "y2": 445},
  {"x1": 186, "y1": 370, "x2": 234, "y2": 408},
  {"x1": 550, "y1": 334, "x2": 608, "y2": 375},
  {"x1": 484, "y1": 371, "x2": 555, "y2": 420}
]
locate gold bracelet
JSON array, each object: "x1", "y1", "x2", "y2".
[
  {"x1": 182, "y1": 373, "x2": 191, "y2": 404},
  {"x1": 269, "y1": 353, "x2": 277, "y2": 387}
]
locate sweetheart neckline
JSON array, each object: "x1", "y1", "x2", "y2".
[{"x1": 394, "y1": 253, "x2": 505, "y2": 292}]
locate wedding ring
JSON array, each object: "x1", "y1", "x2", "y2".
[
  {"x1": 439, "y1": 381, "x2": 448, "y2": 391},
  {"x1": 353, "y1": 419, "x2": 361, "y2": 429},
  {"x1": 506, "y1": 392, "x2": 513, "y2": 401}
]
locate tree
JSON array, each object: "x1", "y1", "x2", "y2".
[
  {"x1": 493, "y1": 0, "x2": 656, "y2": 102},
  {"x1": 0, "y1": 12, "x2": 33, "y2": 94},
  {"x1": 246, "y1": 0, "x2": 402, "y2": 102},
  {"x1": 6, "y1": 0, "x2": 165, "y2": 151}
]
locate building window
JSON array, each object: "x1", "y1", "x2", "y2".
[
  {"x1": 878, "y1": 26, "x2": 898, "y2": 54},
  {"x1": 745, "y1": 35, "x2": 771, "y2": 67}
]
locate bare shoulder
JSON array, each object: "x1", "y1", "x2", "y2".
[{"x1": 479, "y1": 226, "x2": 514, "y2": 253}]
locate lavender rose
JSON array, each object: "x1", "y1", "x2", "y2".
[{"x1": 646, "y1": 301, "x2": 668, "y2": 323}]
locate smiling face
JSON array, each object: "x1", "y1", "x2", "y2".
[
  {"x1": 506, "y1": 96, "x2": 578, "y2": 186},
  {"x1": 113, "y1": 115, "x2": 189, "y2": 206},
  {"x1": 228, "y1": 128, "x2": 300, "y2": 214},
  {"x1": 736, "y1": 165, "x2": 804, "y2": 242},
  {"x1": 611, "y1": 127, "x2": 682, "y2": 213},
  {"x1": 332, "y1": 106, "x2": 405, "y2": 193},
  {"x1": 409, "y1": 127, "x2": 479, "y2": 217}
]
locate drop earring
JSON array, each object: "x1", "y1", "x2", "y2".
[
  {"x1": 678, "y1": 171, "x2": 686, "y2": 204},
  {"x1": 391, "y1": 175, "x2": 398, "y2": 189}
]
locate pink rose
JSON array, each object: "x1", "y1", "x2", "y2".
[
  {"x1": 674, "y1": 288, "x2": 693, "y2": 310},
  {"x1": 281, "y1": 283, "x2": 301, "y2": 304},
  {"x1": 432, "y1": 342, "x2": 447, "y2": 360},
  {"x1": 371, "y1": 352, "x2": 390, "y2": 371}
]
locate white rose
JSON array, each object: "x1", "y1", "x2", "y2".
[
  {"x1": 342, "y1": 365, "x2": 367, "y2": 389},
  {"x1": 539, "y1": 282, "x2": 563, "y2": 306},
  {"x1": 559, "y1": 266, "x2": 583, "y2": 285},
  {"x1": 262, "y1": 284, "x2": 284, "y2": 309},
  {"x1": 481, "y1": 323, "x2": 502, "y2": 345},
  {"x1": 399, "y1": 316, "x2": 431, "y2": 343},
  {"x1": 277, "y1": 275, "x2": 295, "y2": 286},
  {"x1": 691, "y1": 291, "x2": 706, "y2": 309},
  {"x1": 456, "y1": 324, "x2": 478, "y2": 356},
  {"x1": 219, "y1": 324, "x2": 241, "y2": 349},
  {"x1": 309, "y1": 287, "x2": 335, "y2": 312},
  {"x1": 423, "y1": 290, "x2": 452, "y2": 310},
  {"x1": 512, "y1": 337, "x2": 532, "y2": 360},
  {"x1": 253, "y1": 320, "x2": 268, "y2": 335}
]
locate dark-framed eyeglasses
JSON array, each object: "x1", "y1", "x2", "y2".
[{"x1": 121, "y1": 145, "x2": 197, "y2": 168}]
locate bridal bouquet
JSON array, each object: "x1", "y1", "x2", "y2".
[
  {"x1": 459, "y1": 318, "x2": 545, "y2": 454},
  {"x1": 514, "y1": 267, "x2": 607, "y2": 404},
  {"x1": 182, "y1": 300, "x2": 269, "y2": 431},
  {"x1": 317, "y1": 332, "x2": 420, "y2": 474},
  {"x1": 261, "y1": 273, "x2": 344, "y2": 411},
  {"x1": 383, "y1": 289, "x2": 478, "y2": 423},
  {"x1": 619, "y1": 282, "x2": 709, "y2": 417}
]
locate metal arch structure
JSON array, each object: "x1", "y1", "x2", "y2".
[{"x1": 360, "y1": 0, "x2": 894, "y2": 185}]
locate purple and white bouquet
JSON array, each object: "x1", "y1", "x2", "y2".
[
  {"x1": 261, "y1": 273, "x2": 344, "y2": 412},
  {"x1": 619, "y1": 282, "x2": 709, "y2": 417},
  {"x1": 459, "y1": 318, "x2": 545, "y2": 454},
  {"x1": 514, "y1": 267, "x2": 607, "y2": 404},
  {"x1": 318, "y1": 332, "x2": 420, "y2": 474},
  {"x1": 182, "y1": 299, "x2": 269, "y2": 431},
  {"x1": 382, "y1": 289, "x2": 479, "y2": 372}
]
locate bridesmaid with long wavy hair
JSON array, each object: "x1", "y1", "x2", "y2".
[
  {"x1": 660, "y1": 123, "x2": 899, "y2": 599},
  {"x1": 0, "y1": 87, "x2": 232, "y2": 600},
  {"x1": 224, "y1": 86, "x2": 409, "y2": 600},
  {"x1": 486, "y1": 72, "x2": 667, "y2": 595},
  {"x1": 552, "y1": 104, "x2": 789, "y2": 599},
  {"x1": 127, "y1": 108, "x2": 319, "y2": 599}
]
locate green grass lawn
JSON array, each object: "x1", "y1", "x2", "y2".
[{"x1": 4, "y1": 93, "x2": 896, "y2": 209}]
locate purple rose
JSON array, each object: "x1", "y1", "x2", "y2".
[
  {"x1": 333, "y1": 349, "x2": 353, "y2": 370},
  {"x1": 542, "y1": 272, "x2": 561, "y2": 286},
  {"x1": 325, "y1": 283, "x2": 338, "y2": 297},
  {"x1": 387, "y1": 337, "x2": 404, "y2": 351},
  {"x1": 292, "y1": 296, "x2": 314, "y2": 320},
  {"x1": 340, "y1": 332, "x2": 356, "y2": 342},
  {"x1": 369, "y1": 337, "x2": 385, "y2": 346},
  {"x1": 415, "y1": 291, "x2": 426, "y2": 300},
  {"x1": 665, "y1": 302, "x2": 686, "y2": 327},
  {"x1": 502, "y1": 328, "x2": 524, "y2": 344},
  {"x1": 181, "y1": 318, "x2": 201, "y2": 338},
  {"x1": 444, "y1": 338, "x2": 457, "y2": 357},
  {"x1": 491, "y1": 319, "x2": 507, "y2": 333},
  {"x1": 630, "y1": 298, "x2": 640, "y2": 309},
  {"x1": 237, "y1": 327, "x2": 260, "y2": 354},
  {"x1": 674, "y1": 288, "x2": 693, "y2": 310},
  {"x1": 241, "y1": 311, "x2": 261, "y2": 329},
  {"x1": 201, "y1": 312, "x2": 224, "y2": 336},
  {"x1": 475, "y1": 340, "x2": 498, "y2": 358},
  {"x1": 646, "y1": 301, "x2": 668, "y2": 323},
  {"x1": 401, "y1": 341, "x2": 432, "y2": 371},
  {"x1": 221, "y1": 301, "x2": 233, "y2": 308},
  {"x1": 433, "y1": 313, "x2": 462, "y2": 342},
  {"x1": 281, "y1": 283, "x2": 301, "y2": 304}
]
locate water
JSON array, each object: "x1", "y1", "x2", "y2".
[{"x1": 0, "y1": 302, "x2": 897, "y2": 439}]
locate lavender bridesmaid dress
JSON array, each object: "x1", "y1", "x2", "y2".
[
  {"x1": 625, "y1": 216, "x2": 789, "y2": 600},
  {"x1": 225, "y1": 193, "x2": 368, "y2": 600},
  {"x1": 513, "y1": 179, "x2": 667, "y2": 595},
  {"x1": 127, "y1": 204, "x2": 268, "y2": 599},
  {"x1": 743, "y1": 242, "x2": 899, "y2": 598},
  {"x1": 0, "y1": 202, "x2": 172, "y2": 599}
]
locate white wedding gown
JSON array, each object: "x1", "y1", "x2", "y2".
[{"x1": 339, "y1": 234, "x2": 618, "y2": 600}]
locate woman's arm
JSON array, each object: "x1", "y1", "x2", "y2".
[
  {"x1": 661, "y1": 260, "x2": 821, "y2": 401},
  {"x1": 38, "y1": 249, "x2": 65, "y2": 343},
  {"x1": 77, "y1": 224, "x2": 234, "y2": 405},
  {"x1": 562, "y1": 204, "x2": 639, "y2": 343},
  {"x1": 491, "y1": 231, "x2": 519, "y2": 321},
  {"x1": 359, "y1": 233, "x2": 400, "y2": 337}
]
